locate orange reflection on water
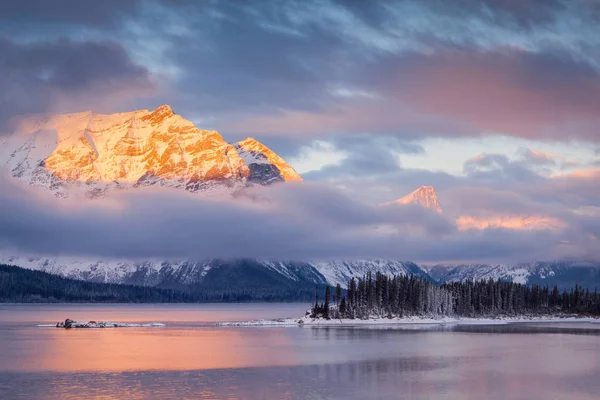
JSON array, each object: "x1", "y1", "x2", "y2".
[{"x1": 27, "y1": 327, "x2": 298, "y2": 373}]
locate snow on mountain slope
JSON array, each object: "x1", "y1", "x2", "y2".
[
  {"x1": 307, "y1": 259, "x2": 430, "y2": 288},
  {"x1": 234, "y1": 138, "x2": 302, "y2": 185},
  {"x1": 425, "y1": 261, "x2": 600, "y2": 289},
  {"x1": 425, "y1": 264, "x2": 531, "y2": 285},
  {"x1": 0, "y1": 254, "x2": 219, "y2": 286},
  {"x1": 391, "y1": 186, "x2": 443, "y2": 213},
  {"x1": 4, "y1": 252, "x2": 599, "y2": 291},
  {"x1": 0, "y1": 105, "x2": 301, "y2": 197},
  {"x1": 0, "y1": 253, "x2": 431, "y2": 289}
]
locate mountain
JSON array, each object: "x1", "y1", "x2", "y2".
[
  {"x1": 0, "y1": 264, "x2": 192, "y2": 303},
  {"x1": 393, "y1": 186, "x2": 443, "y2": 213},
  {"x1": 0, "y1": 254, "x2": 431, "y2": 290},
  {"x1": 5, "y1": 252, "x2": 600, "y2": 297},
  {"x1": 309, "y1": 260, "x2": 429, "y2": 287},
  {"x1": 0, "y1": 105, "x2": 301, "y2": 197},
  {"x1": 425, "y1": 261, "x2": 600, "y2": 290},
  {"x1": 0, "y1": 263, "x2": 323, "y2": 302},
  {"x1": 0, "y1": 106, "x2": 590, "y2": 295}
]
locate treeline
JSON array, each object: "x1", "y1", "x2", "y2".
[
  {"x1": 0, "y1": 264, "x2": 320, "y2": 303},
  {"x1": 311, "y1": 272, "x2": 600, "y2": 319},
  {"x1": 0, "y1": 264, "x2": 192, "y2": 303}
]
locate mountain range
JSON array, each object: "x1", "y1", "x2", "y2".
[
  {"x1": 1, "y1": 254, "x2": 598, "y2": 294},
  {"x1": 1, "y1": 105, "x2": 597, "y2": 297}
]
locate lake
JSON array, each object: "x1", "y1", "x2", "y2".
[{"x1": 1, "y1": 303, "x2": 599, "y2": 399}]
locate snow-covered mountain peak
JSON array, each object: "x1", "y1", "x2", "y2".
[
  {"x1": 153, "y1": 104, "x2": 174, "y2": 115},
  {"x1": 0, "y1": 106, "x2": 301, "y2": 197},
  {"x1": 234, "y1": 137, "x2": 302, "y2": 184},
  {"x1": 396, "y1": 186, "x2": 443, "y2": 213}
]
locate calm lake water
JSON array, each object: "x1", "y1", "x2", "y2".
[{"x1": 1, "y1": 304, "x2": 600, "y2": 399}]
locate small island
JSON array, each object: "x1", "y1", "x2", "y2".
[{"x1": 39, "y1": 319, "x2": 166, "y2": 329}]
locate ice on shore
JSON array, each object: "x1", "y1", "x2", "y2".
[
  {"x1": 216, "y1": 315, "x2": 600, "y2": 327},
  {"x1": 37, "y1": 319, "x2": 166, "y2": 328}
]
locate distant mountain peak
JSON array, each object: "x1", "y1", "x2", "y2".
[{"x1": 396, "y1": 186, "x2": 443, "y2": 213}]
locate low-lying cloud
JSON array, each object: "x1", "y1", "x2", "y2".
[{"x1": 0, "y1": 172, "x2": 597, "y2": 263}]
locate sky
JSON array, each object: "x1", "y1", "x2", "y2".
[{"x1": 1, "y1": 0, "x2": 600, "y2": 263}]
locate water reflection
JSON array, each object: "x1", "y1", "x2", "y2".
[
  {"x1": 4, "y1": 327, "x2": 305, "y2": 372},
  {"x1": 2, "y1": 353, "x2": 599, "y2": 400},
  {"x1": 0, "y1": 357, "x2": 453, "y2": 400},
  {"x1": 1, "y1": 305, "x2": 600, "y2": 400}
]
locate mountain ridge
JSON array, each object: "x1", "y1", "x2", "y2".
[
  {"x1": 0, "y1": 254, "x2": 430, "y2": 290},
  {"x1": 2, "y1": 253, "x2": 599, "y2": 292}
]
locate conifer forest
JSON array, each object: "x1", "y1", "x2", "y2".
[{"x1": 311, "y1": 272, "x2": 600, "y2": 319}]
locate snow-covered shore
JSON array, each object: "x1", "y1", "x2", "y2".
[{"x1": 216, "y1": 315, "x2": 600, "y2": 327}]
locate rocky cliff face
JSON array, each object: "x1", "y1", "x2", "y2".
[{"x1": 0, "y1": 105, "x2": 301, "y2": 197}]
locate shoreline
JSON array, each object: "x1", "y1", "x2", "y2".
[{"x1": 217, "y1": 315, "x2": 600, "y2": 327}]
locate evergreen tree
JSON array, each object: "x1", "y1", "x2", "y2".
[
  {"x1": 335, "y1": 283, "x2": 342, "y2": 306},
  {"x1": 322, "y1": 272, "x2": 600, "y2": 320},
  {"x1": 339, "y1": 296, "x2": 347, "y2": 315},
  {"x1": 324, "y1": 285, "x2": 331, "y2": 319}
]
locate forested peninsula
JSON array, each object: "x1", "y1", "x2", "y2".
[{"x1": 310, "y1": 272, "x2": 600, "y2": 320}]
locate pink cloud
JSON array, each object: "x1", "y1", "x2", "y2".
[
  {"x1": 388, "y1": 51, "x2": 600, "y2": 140},
  {"x1": 223, "y1": 50, "x2": 600, "y2": 142}
]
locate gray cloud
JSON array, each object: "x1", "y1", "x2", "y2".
[
  {"x1": 0, "y1": 38, "x2": 154, "y2": 131},
  {"x1": 0, "y1": 175, "x2": 454, "y2": 261},
  {"x1": 462, "y1": 153, "x2": 547, "y2": 187},
  {"x1": 0, "y1": 0, "x2": 141, "y2": 29},
  {"x1": 519, "y1": 148, "x2": 557, "y2": 166},
  {"x1": 303, "y1": 135, "x2": 421, "y2": 181}
]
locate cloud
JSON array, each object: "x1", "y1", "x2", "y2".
[
  {"x1": 0, "y1": 0, "x2": 599, "y2": 265},
  {"x1": 374, "y1": 50, "x2": 600, "y2": 141},
  {"x1": 519, "y1": 148, "x2": 558, "y2": 166},
  {"x1": 2, "y1": 0, "x2": 599, "y2": 146},
  {"x1": 227, "y1": 48, "x2": 600, "y2": 141},
  {"x1": 0, "y1": 38, "x2": 155, "y2": 131},
  {"x1": 0, "y1": 0, "x2": 141, "y2": 28},
  {"x1": 301, "y1": 135, "x2": 422, "y2": 181},
  {"x1": 0, "y1": 174, "x2": 454, "y2": 261},
  {"x1": 0, "y1": 171, "x2": 598, "y2": 263}
]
